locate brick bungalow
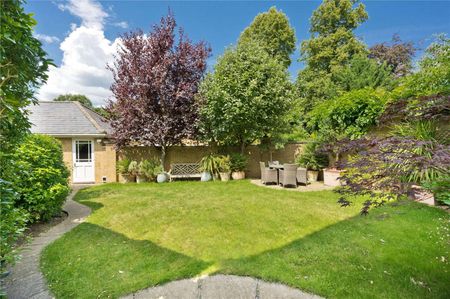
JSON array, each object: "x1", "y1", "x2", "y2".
[{"x1": 28, "y1": 101, "x2": 117, "y2": 184}]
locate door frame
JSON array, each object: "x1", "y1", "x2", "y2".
[{"x1": 72, "y1": 138, "x2": 95, "y2": 183}]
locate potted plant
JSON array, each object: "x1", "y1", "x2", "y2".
[
  {"x1": 295, "y1": 142, "x2": 328, "y2": 182},
  {"x1": 136, "y1": 161, "x2": 148, "y2": 183},
  {"x1": 217, "y1": 155, "x2": 231, "y2": 182},
  {"x1": 230, "y1": 153, "x2": 247, "y2": 180},
  {"x1": 126, "y1": 161, "x2": 139, "y2": 182},
  {"x1": 137, "y1": 160, "x2": 158, "y2": 183},
  {"x1": 321, "y1": 141, "x2": 345, "y2": 187},
  {"x1": 200, "y1": 153, "x2": 219, "y2": 181},
  {"x1": 117, "y1": 158, "x2": 135, "y2": 182}
]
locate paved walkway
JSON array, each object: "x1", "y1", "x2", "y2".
[
  {"x1": 251, "y1": 179, "x2": 335, "y2": 192},
  {"x1": 3, "y1": 185, "x2": 323, "y2": 299},
  {"x1": 3, "y1": 185, "x2": 91, "y2": 299},
  {"x1": 122, "y1": 274, "x2": 322, "y2": 299}
]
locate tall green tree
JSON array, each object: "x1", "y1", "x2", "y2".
[
  {"x1": 333, "y1": 54, "x2": 394, "y2": 91},
  {"x1": 297, "y1": 0, "x2": 368, "y2": 112},
  {"x1": 54, "y1": 94, "x2": 109, "y2": 118},
  {"x1": 403, "y1": 34, "x2": 450, "y2": 97},
  {"x1": 239, "y1": 7, "x2": 296, "y2": 68},
  {"x1": 0, "y1": 0, "x2": 51, "y2": 271},
  {"x1": 198, "y1": 41, "x2": 293, "y2": 153},
  {"x1": 0, "y1": 0, "x2": 52, "y2": 155},
  {"x1": 54, "y1": 94, "x2": 94, "y2": 108}
]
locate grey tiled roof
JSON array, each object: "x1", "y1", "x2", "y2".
[{"x1": 28, "y1": 101, "x2": 112, "y2": 136}]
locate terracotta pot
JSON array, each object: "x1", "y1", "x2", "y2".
[
  {"x1": 219, "y1": 172, "x2": 231, "y2": 182},
  {"x1": 307, "y1": 170, "x2": 319, "y2": 182},
  {"x1": 231, "y1": 171, "x2": 245, "y2": 180},
  {"x1": 323, "y1": 168, "x2": 342, "y2": 186},
  {"x1": 136, "y1": 174, "x2": 148, "y2": 183},
  {"x1": 410, "y1": 185, "x2": 436, "y2": 206},
  {"x1": 122, "y1": 174, "x2": 136, "y2": 183}
]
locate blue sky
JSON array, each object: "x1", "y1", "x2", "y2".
[{"x1": 26, "y1": 0, "x2": 450, "y2": 106}]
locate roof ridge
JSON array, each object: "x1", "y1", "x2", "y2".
[{"x1": 74, "y1": 101, "x2": 105, "y2": 134}]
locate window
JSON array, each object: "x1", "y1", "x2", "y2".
[{"x1": 75, "y1": 140, "x2": 92, "y2": 162}]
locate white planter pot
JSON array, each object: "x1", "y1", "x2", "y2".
[
  {"x1": 219, "y1": 172, "x2": 231, "y2": 182},
  {"x1": 201, "y1": 171, "x2": 212, "y2": 182},
  {"x1": 136, "y1": 174, "x2": 148, "y2": 183},
  {"x1": 307, "y1": 170, "x2": 319, "y2": 182},
  {"x1": 157, "y1": 173, "x2": 168, "y2": 183},
  {"x1": 323, "y1": 168, "x2": 342, "y2": 186},
  {"x1": 231, "y1": 171, "x2": 245, "y2": 180}
]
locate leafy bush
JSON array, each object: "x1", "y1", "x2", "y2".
[
  {"x1": 402, "y1": 34, "x2": 450, "y2": 97},
  {"x1": 335, "y1": 94, "x2": 450, "y2": 214},
  {"x1": 296, "y1": 142, "x2": 328, "y2": 171},
  {"x1": 422, "y1": 177, "x2": 450, "y2": 206},
  {"x1": 116, "y1": 158, "x2": 131, "y2": 175},
  {"x1": 308, "y1": 88, "x2": 388, "y2": 140},
  {"x1": 0, "y1": 180, "x2": 28, "y2": 272},
  {"x1": 127, "y1": 161, "x2": 139, "y2": 177},
  {"x1": 217, "y1": 155, "x2": 231, "y2": 173},
  {"x1": 230, "y1": 153, "x2": 247, "y2": 172},
  {"x1": 12, "y1": 134, "x2": 70, "y2": 222},
  {"x1": 138, "y1": 159, "x2": 160, "y2": 181}
]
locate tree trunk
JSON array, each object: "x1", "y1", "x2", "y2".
[
  {"x1": 160, "y1": 145, "x2": 166, "y2": 172},
  {"x1": 240, "y1": 140, "x2": 246, "y2": 155}
]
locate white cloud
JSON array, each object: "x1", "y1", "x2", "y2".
[
  {"x1": 57, "y1": 0, "x2": 108, "y2": 30},
  {"x1": 113, "y1": 21, "x2": 129, "y2": 29},
  {"x1": 38, "y1": 0, "x2": 121, "y2": 106},
  {"x1": 34, "y1": 33, "x2": 60, "y2": 44}
]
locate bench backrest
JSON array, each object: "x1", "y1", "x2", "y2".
[{"x1": 171, "y1": 163, "x2": 201, "y2": 175}]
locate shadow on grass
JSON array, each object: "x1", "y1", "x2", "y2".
[
  {"x1": 41, "y1": 223, "x2": 211, "y2": 299},
  {"x1": 218, "y1": 201, "x2": 450, "y2": 299}
]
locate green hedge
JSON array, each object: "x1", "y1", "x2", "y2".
[{"x1": 12, "y1": 134, "x2": 70, "y2": 222}]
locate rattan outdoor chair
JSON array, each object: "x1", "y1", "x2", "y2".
[
  {"x1": 296, "y1": 167, "x2": 308, "y2": 186},
  {"x1": 279, "y1": 164, "x2": 298, "y2": 188},
  {"x1": 260, "y1": 162, "x2": 278, "y2": 185}
]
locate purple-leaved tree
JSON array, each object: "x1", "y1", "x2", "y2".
[{"x1": 107, "y1": 13, "x2": 211, "y2": 169}]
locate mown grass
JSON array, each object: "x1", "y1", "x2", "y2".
[{"x1": 40, "y1": 180, "x2": 450, "y2": 298}]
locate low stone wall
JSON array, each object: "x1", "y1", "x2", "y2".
[{"x1": 118, "y1": 143, "x2": 305, "y2": 180}]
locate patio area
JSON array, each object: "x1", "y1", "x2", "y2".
[{"x1": 250, "y1": 179, "x2": 334, "y2": 192}]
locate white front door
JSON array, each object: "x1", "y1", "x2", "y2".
[{"x1": 72, "y1": 140, "x2": 95, "y2": 183}]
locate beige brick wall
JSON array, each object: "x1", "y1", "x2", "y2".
[
  {"x1": 94, "y1": 141, "x2": 117, "y2": 183},
  {"x1": 58, "y1": 138, "x2": 74, "y2": 183},
  {"x1": 57, "y1": 138, "x2": 117, "y2": 184},
  {"x1": 119, "y1": 143, "x2": 305, "y2": 180}
]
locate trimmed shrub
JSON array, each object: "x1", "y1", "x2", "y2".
[
  {"x1": 0, "y1": 179, "x2": 28, "y2": 271},
  {"x1": 12, "y1": 134, "x2": 70, "y2": 222}
]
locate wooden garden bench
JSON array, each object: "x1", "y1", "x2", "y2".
[{"x1": 169, "y1": 163, "x2": 202, "y2": 181}]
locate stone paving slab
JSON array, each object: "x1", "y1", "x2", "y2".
[
  {"x1": 250, "y1": 180, "x2": 335, "y2": 192},
  {"x1": 123, "y1": 275, "x2": 323, "y2": 299},
  {"x1": 131, "y1": 278, "x2": 199, "y2": 299},
  {"x1": 2, "y1": 185, "x2": 92, "y2": 299}
]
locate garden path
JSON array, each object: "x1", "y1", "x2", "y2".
[
  {"x1": 122, "y1": 274, "x2": 322, "y2": 299},
  {"x1": 3, "y1": 185, "x2": 91, "y2": 299}
]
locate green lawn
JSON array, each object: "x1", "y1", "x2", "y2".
[{"x1": 40, "y1": 181, "x2": 450, "y2": 298}]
